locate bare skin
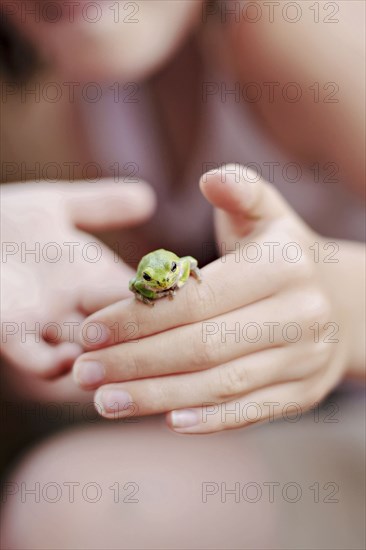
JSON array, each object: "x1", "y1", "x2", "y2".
[{"x1": 0, "y1": 1, "x2": 365, "y2": 548}]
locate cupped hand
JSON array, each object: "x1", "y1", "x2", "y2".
[
  {"x1": 1, "y1": 180, "x2": 156, "y2": 378},
  {"x1": 73, "y1": 165, "x2": 350, "y2": 433}
]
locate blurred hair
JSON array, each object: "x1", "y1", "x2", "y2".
[{"x1": 0, "y1": 7, "x2": 42, "y2": 82}]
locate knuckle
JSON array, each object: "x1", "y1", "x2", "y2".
[
  {"x1": 282, "y1": 287, "x2": 332, "y2": 332},
  {"x1": 289, "y1": 343, "x2": 331, "y2": 379},
  {"x1": 120, "y1": 310, "x2": 141, "y2": 342},
  {"x1": 278, "y1": 250, "x2": 314, "y2": 286},
  {"x1": 185, "y1": 278, "x2": 217, "y2": 320},
  {"x1": 266, "y1": 223, "x2": 314, "y2": 287},
  {"x1": 216, "y1": 362, "x2": 248, "y2": 398},
  {"x1": 121, "y1": 350, "x2": 143, "y2": 380},
  {"x1": 300, "y1": 289, "x2": 332, "y2": 327},
  {"x1": 309, "y1": 340, "x2": 332, "y2": 365},
  {"x1": 316, "y1": 294, "x2": 333, "y2": 326},
  {"x1": 191, "y1": 331, "x2": 222, "y2": 370},
  {"x1": 312, "y1": 338, "x2": 334, "y2": 363},
  {"x1": 105, "y1": 307, "x2": 141, "y2": 344}
]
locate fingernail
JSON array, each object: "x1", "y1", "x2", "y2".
[
  {"x1": 74, "y1": 361, "x2": 105, "y2": 387},
  {"x1": 170, "y1": 409, "x2": 200, "y2": 429},
  {"x1": 98, "y1": 389, "x2": 133, "y2": 414},
  {"x1": 81, "y1": 322, "x2": 111, "y2": 346}
]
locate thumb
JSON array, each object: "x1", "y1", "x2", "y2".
[
  {"x1": 64, "y1": 179, "x2": 156, "y2": 231},
  {"x1": 79, "y1": 248, "x2": 135, "y2": 314},
  {"x1": 199, "y1": 164, "x2": 304, "y2": 243}
]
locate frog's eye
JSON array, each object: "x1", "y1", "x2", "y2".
[
  {"x1": 143, "y1": 272, "x2": 152, "y2": 281},
  {"x1": 171, "y1": 262, "x2": 177, "y2": 272}
]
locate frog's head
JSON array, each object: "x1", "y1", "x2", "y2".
[{"x1": 142, "y1": 257, "x2": 181, "y2": 292}]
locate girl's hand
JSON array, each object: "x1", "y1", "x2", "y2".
[
  {"x1": 1, "y1": 180, "x2": 156, "y2": 378},
  {"x1": 73, "y1": 165, "x2": 351, "y2": 433}
]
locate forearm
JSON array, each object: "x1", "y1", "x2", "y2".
[{"x1": 219, "y1": 2, "x2": 365, "y2": 194}]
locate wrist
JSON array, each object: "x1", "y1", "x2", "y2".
[{"x1": 317, "y1": 238, "x2": 365, "y2": 379}]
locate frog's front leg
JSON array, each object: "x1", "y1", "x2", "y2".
[
  {"x1": 178, "y1": 256, "x2": 202, "y2": 287},
  {"x1": 131, "y1": 281, "x2": 156, "y2": 306},
  {"x1": 166, "y1": 288, "x2": 177, "y2": 300},
  {"x1": 189, "y1": 257, "x2": 202, "y2": 282},
  {"x1": 128, "y1": 278, "x2": 136, "y2": 292},
  {"x1": 135, "y1": 293, "x2": 155, "y2": 306},
  {"x1": 156, "y1": 288, "x2": 176, "y2": 300}
]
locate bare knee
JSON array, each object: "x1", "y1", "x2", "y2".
[{"x1": 0, "y1": 416, "x2": 274, "y2": 550}]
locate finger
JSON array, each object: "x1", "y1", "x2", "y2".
[
  {"x1": 42, "y1": 312, "x2": 85, "y2": 345},
  {"x1": 78, "y1": 246, "x2": 136, "y2": 314},
  {"x1": 80, "y1": 278, "x2": 133, "y2": 315},
  {"x1": 64, "y1": 180, "x2": 156, "y2": 231},
  {"x1": 2, "y1": 338, "x2": 83, "y2": 379},
  {"x1": 69, "y1": 230, "x2": 136, "y2": 314},
  {"x1": 166, "y1": 376, "x2": 323, "y2": 434},
  {"x1": 199, "y1": 164, "x2": 306, "y2": 242},
  {"x1": 80, "y1": 247, "x2": 303, "y2": 349},
  {"x1": 73, "y1": 293, "x2": 312, "y2": 389},
  {"x1": 92, "y1": 345, "x2": 318, "y2": 420}
]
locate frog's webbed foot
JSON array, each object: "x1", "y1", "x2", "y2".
[
  {"x1": 158, "y1": 289, "x2": 176, "y2": 300},
  {"x1": 167, "y1": 289, "x2": 176, "y2": 300},
  {"x1": 190, "y1": 265, "x2": 202, "y2": 283},
  {"x1": 135, "y1": 293, "x2": 155, "y2": 307}
]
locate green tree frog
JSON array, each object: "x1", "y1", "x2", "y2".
[{"x1": 129, "y1": 249, "x2": 201, "y2": 305}]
